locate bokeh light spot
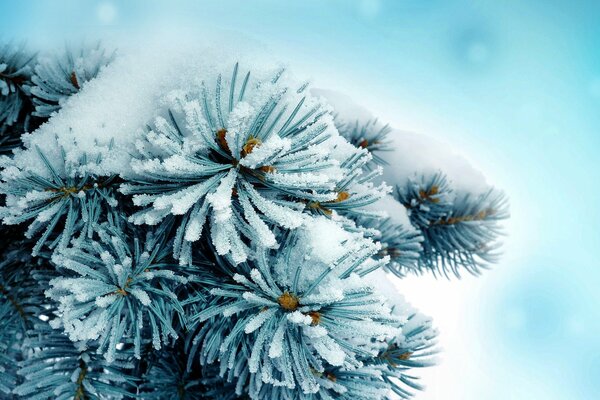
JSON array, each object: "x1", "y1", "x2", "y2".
[
  {"x1": 466, "y1": 42, "x2": 490, "y2": 65},
  {"x1": 358, "y1": 0, "x2": 381, "y2": 19},
  {"x1": 96, "y1": 1, "x2": 117, "y2": 24},
  {"x1": 452, "y1": 27, "x2": 497, "y2": 71}
]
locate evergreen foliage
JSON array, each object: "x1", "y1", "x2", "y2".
[
  {"x1": 13, "y1": 323, "x2": 137, "y2": 400},
  {"x1": 0, "y1": 42, "x2": 36, "y2": 152},
  {"x1": 186, "y1": 237, "x2": 397, "y2": 398},
  {"x1": 0, "y1": 41, "x2": 509, "y2": 399},
  {"x1": 46, "y1": 221, "x2": 188, "y2": 362},
  {"x1": 0, "y1": 142, "x2": 120, "y2": 256},
  {"x1": 354, "y1": 215, "x2": 424, "y2": 277},
  {"x1": 395, "y1": 172, "x2": 509, "y2": 277},
  {"x1": 0, "y1": 42, "x2": 34, "y2": 128},
  {"x1": 121, "y1": 63, "x2": 388, "y2": 265},
  {"x1": 139, "y1": 345, "x2": 204, "y2": 400},
  {"x1": 31, "y1": 43, "x2": 115, "y2": 117},
  {"x1": 335, "y1": 118, "x2": 392, "y2": 166}
]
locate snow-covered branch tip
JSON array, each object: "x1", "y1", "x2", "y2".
[
  {"x1": 0, "y1": 143, "x2": 120, "y2": 256},
  {"x1": 46, "y1": 223, "x2": 187, "y2": 362},
  {"x1": 395, "y1": 172, "x2": 509, "y2": 277},
  {"x1": 185, "y1": 228, "x2": 436, "y2": 399},
  {"x1": 121, "y1": 63, "x2": 388, "y2": 265}
]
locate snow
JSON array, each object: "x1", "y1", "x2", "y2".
[
  {"x1": 286, "y1": 311, "x2": 312, "y2": 325},
  {"x1": 311, "y1": 88, "x2": 375, "y2": 124},
  {"x1": 382, "y1": 130, "x2": 490, "y2": 194},
  {"x1": 238, "y1": 191, "x2": 277, "y2": 248},
  {"x1": 268, "y1": 319, "x2": 287, "y2": 359},
  {"x1": 300, "y1": 216, "x2": 354, "y2": 264},
  {"x1": 363, "y1": 267, "x2": 410, "y2": 309},
  {"x1": 245, "y1": 308, "x2": 277, "y2": 334},
  {"x1": 366, "y1": 194, "x2": 412, "y2": 228},
  {"x1": 239, "y1": 135, "x2": 291, "y2": 169},
  {"x1": 242, "y1": 182, "x2": 304, "y2": 229},
  {"x1": 206, "y1": 169, "x2": 236, "y2": 220},
  {"x1": 312, "y1": 336, "x2": 345, "y2": 366},
  {"x1": 130, "y1": 288, "x2": 151, "y2": 306}
]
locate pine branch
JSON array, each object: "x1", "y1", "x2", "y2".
[
  {"x1": 0, "y1": 242, "x2": 54, "y2": 397},
  {"x1": 334, "y1": 118, "x2": 392, "y2": 167},
  {"x1": 0, "y1": 42, "x2": 35, "y2": 128},
  {"x1": 395, "y1": 172, "x2": 509, "y2": 277},
  {"x1": 30, "y1": 43, "x2": 115, "y2": 117},
  {"x1": 0, "y1": 142, "x2": 120, "y2": 256},
  {"x1": 353, "y1": 215, "x2": 424, "y2": 278},
  {"x1": 46, "y1": 222, "x2": 187, "y2": 362},
  {"x1": 186, "y1": 236, "x2": 400, "y2": 398},
  {"x1": 13, "y1": 323, "x2": 136, "y2": 399},
  {"x1": 121, "y1": 63, "x2": 388, "y2": 265}
]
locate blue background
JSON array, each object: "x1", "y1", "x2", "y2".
[{"x1": 1, "y1": 1, "x2": 598, "y2": 398}]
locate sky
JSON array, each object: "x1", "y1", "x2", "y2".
[{"x1": 1, "y1": 1, "x2": 599, "y2": 398}]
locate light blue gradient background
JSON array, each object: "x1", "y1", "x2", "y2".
[{"x1": 1, "y1": 1, "x2": 598, "y2": 398}]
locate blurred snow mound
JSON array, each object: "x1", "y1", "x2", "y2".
[{"x1": 313, "y1": 87, "x2": 490, "y2": 195}]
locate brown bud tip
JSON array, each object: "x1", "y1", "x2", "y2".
[
  {"x1": 259, "y1": 165, "x2": 277, "y2": 173},
  {"x1": 216, "y1": 129, "x2": 230, "y2": 153},
  {"x1": 241, "y1": 137, "x2": 262, "y2": 157},
  {"x1": 277, "y1": 291, "x2": 299, "y2": 311},
  {"x1": 419, "y1": 186, "x2": 440, "y2": 203},
  {"x1": 308, "y1": 311, "x2": 321, "y2": 325},
  {"x1": 70, "y1": 71, "x2": 80, "y2": 89},
  {"x1": 336, "y1": 191, "x2": 350, "y2": 202},
  {"x1": 358, "y1": 139, "x2": 369, "y2": 148},
  {"x1": 476, "y1": 210, "x2": 489, "y2": 219}
]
